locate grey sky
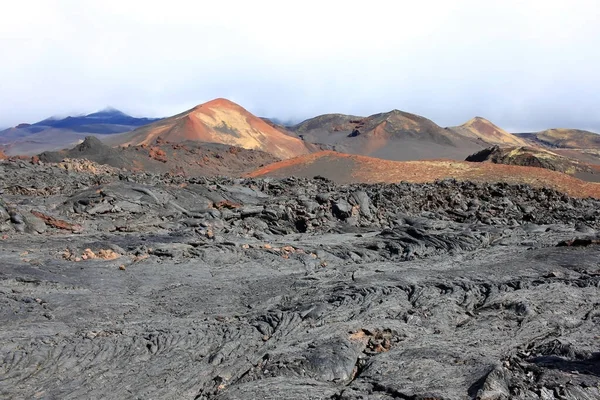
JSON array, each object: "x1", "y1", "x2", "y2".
[{"x1": 1, "y1": 0, "x2": 599, "y2": 132}]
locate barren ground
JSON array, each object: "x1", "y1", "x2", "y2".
[{"x1": 0, "y1": 158, "x2": 599, "y2": 399}]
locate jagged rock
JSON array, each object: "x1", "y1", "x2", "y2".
[
  {"x1": 332, "y1": 199, "x2": 352, "y2": 219},
  {"x1": 22, "y1": 211, "x2": 47, "y2": 234},
  {"x1": 0, "y1": 204, "x2": 9, "y2": 222},
  {"x1": 477, "y1": 366, "x2": 510, "y2": 400},
  {"x1": 0, "y1": 161, "x2": 599, "y2": 399},
  {"x1": 350, "y1": 190, "x2": 371, "y2": 218}
]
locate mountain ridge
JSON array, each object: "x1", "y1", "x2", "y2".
[
  {"x1": 515, "y1": 128, "x2": 600, "y2": 149},
  {"x1": 0, "y1": 108, "x2": 163, "y2": 155},
  {"x1": 289, "y1": 109, "x2": 484, "y2": 161},
  {"x1": 448, "y1": 117, "x2": 530, "y2": 147},
  {"x1": 112, "y1": 98, "x2": 310, "y2": 160}
]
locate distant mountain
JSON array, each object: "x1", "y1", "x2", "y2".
[
  {"x1": 465, "y1": 145, "x2": 599, "y2": 179},
  {"x1": 448, "y1": 117, "x2": 530, "y2": 147},
  {"x1": 290, "y1": 110, "x2": 484, "y2": 161},
  {"x1": 514, "y1": 128, "x2": 600, "y2": 166},
  {"x1": 292, "y1": 113, "x2": 363, "y2": 136},
  {"x1": 0, "y1": 108, "x2": 162, "y2": 155},
  {"x1": 515, "y1": 128, "x2": 600, "y2": 149},
  {"x1": 32, "y1": 107, "x2": 160, "y2": 133},
  {"x1": 113, "y1": 98, "x2": 310, "y2": 160}
]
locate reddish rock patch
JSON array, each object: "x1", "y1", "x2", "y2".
[
  {"x1": 31, "y1": 211, "x2": 82, "y2": 232},
  {"x1": 214, "y1": 200, "x2": 241, "y2": 210},
  {"x1": 148, "y1": 147, "x2": 167, "y2": 163}
]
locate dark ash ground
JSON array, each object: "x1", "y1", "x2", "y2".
[{"x1": 1, "y1": 159, "x2": 599, "y2": 399}]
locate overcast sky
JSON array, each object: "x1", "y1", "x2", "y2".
[{"x1": 1, "y1": 0, "x2": 599, "y2": 132}]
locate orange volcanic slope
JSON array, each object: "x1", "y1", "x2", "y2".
[
  {"x1": 116, "y1": 98, "x2": 309, "y2": 160},
  {"x1": 247, "y1": 151, "x2": 600, "y2": 199},
  {"x1": 449, "y1": 117, "x2": 530, "y2": 147}
]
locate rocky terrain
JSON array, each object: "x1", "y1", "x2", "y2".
[
  {"x1": 465, "y1": 145, "x2": 600, "y2": 180},
  {"x1": 37, "y1": 136, "x2": 279, "y2": 177},
  {"x1": 249, "y1": 151, "x2": 600, "y2": 198},
  {"x1": 1, "y1": 157, "x2": 599, "y2": 399}
]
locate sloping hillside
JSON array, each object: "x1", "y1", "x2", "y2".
[
  {"x1": 38, "y1": 136, "x2": 278, "y2": 177},
  {"x1": 290, "y1": 110, "x2": 484, "y2": 161},
  {"x1": 449, "y1": 117, "x2": 530, "y2": 147},
  {"x1": 465, "y1": 145, "x2": 600, "y2": 181},
  {"x1": 516, "y1": 129, "x2": 600, "y2": 149},
  {"x1": 247, "y1": 151, "x2": 600, "y2": 198},
  {"x1": 114, "y1": 98, "x2": 309, "y2": 159}
]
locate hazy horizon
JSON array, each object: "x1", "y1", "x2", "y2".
[
  {"x1": 3, "y1": 99, "x2": 599, "y2": 135},
  {"x1": 2, "y1": 0, "x2": 599, "y2": 133}
]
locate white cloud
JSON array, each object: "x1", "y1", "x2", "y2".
[{"x1": 1, "y1": 0, "x2": 599, "y2": 131}]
